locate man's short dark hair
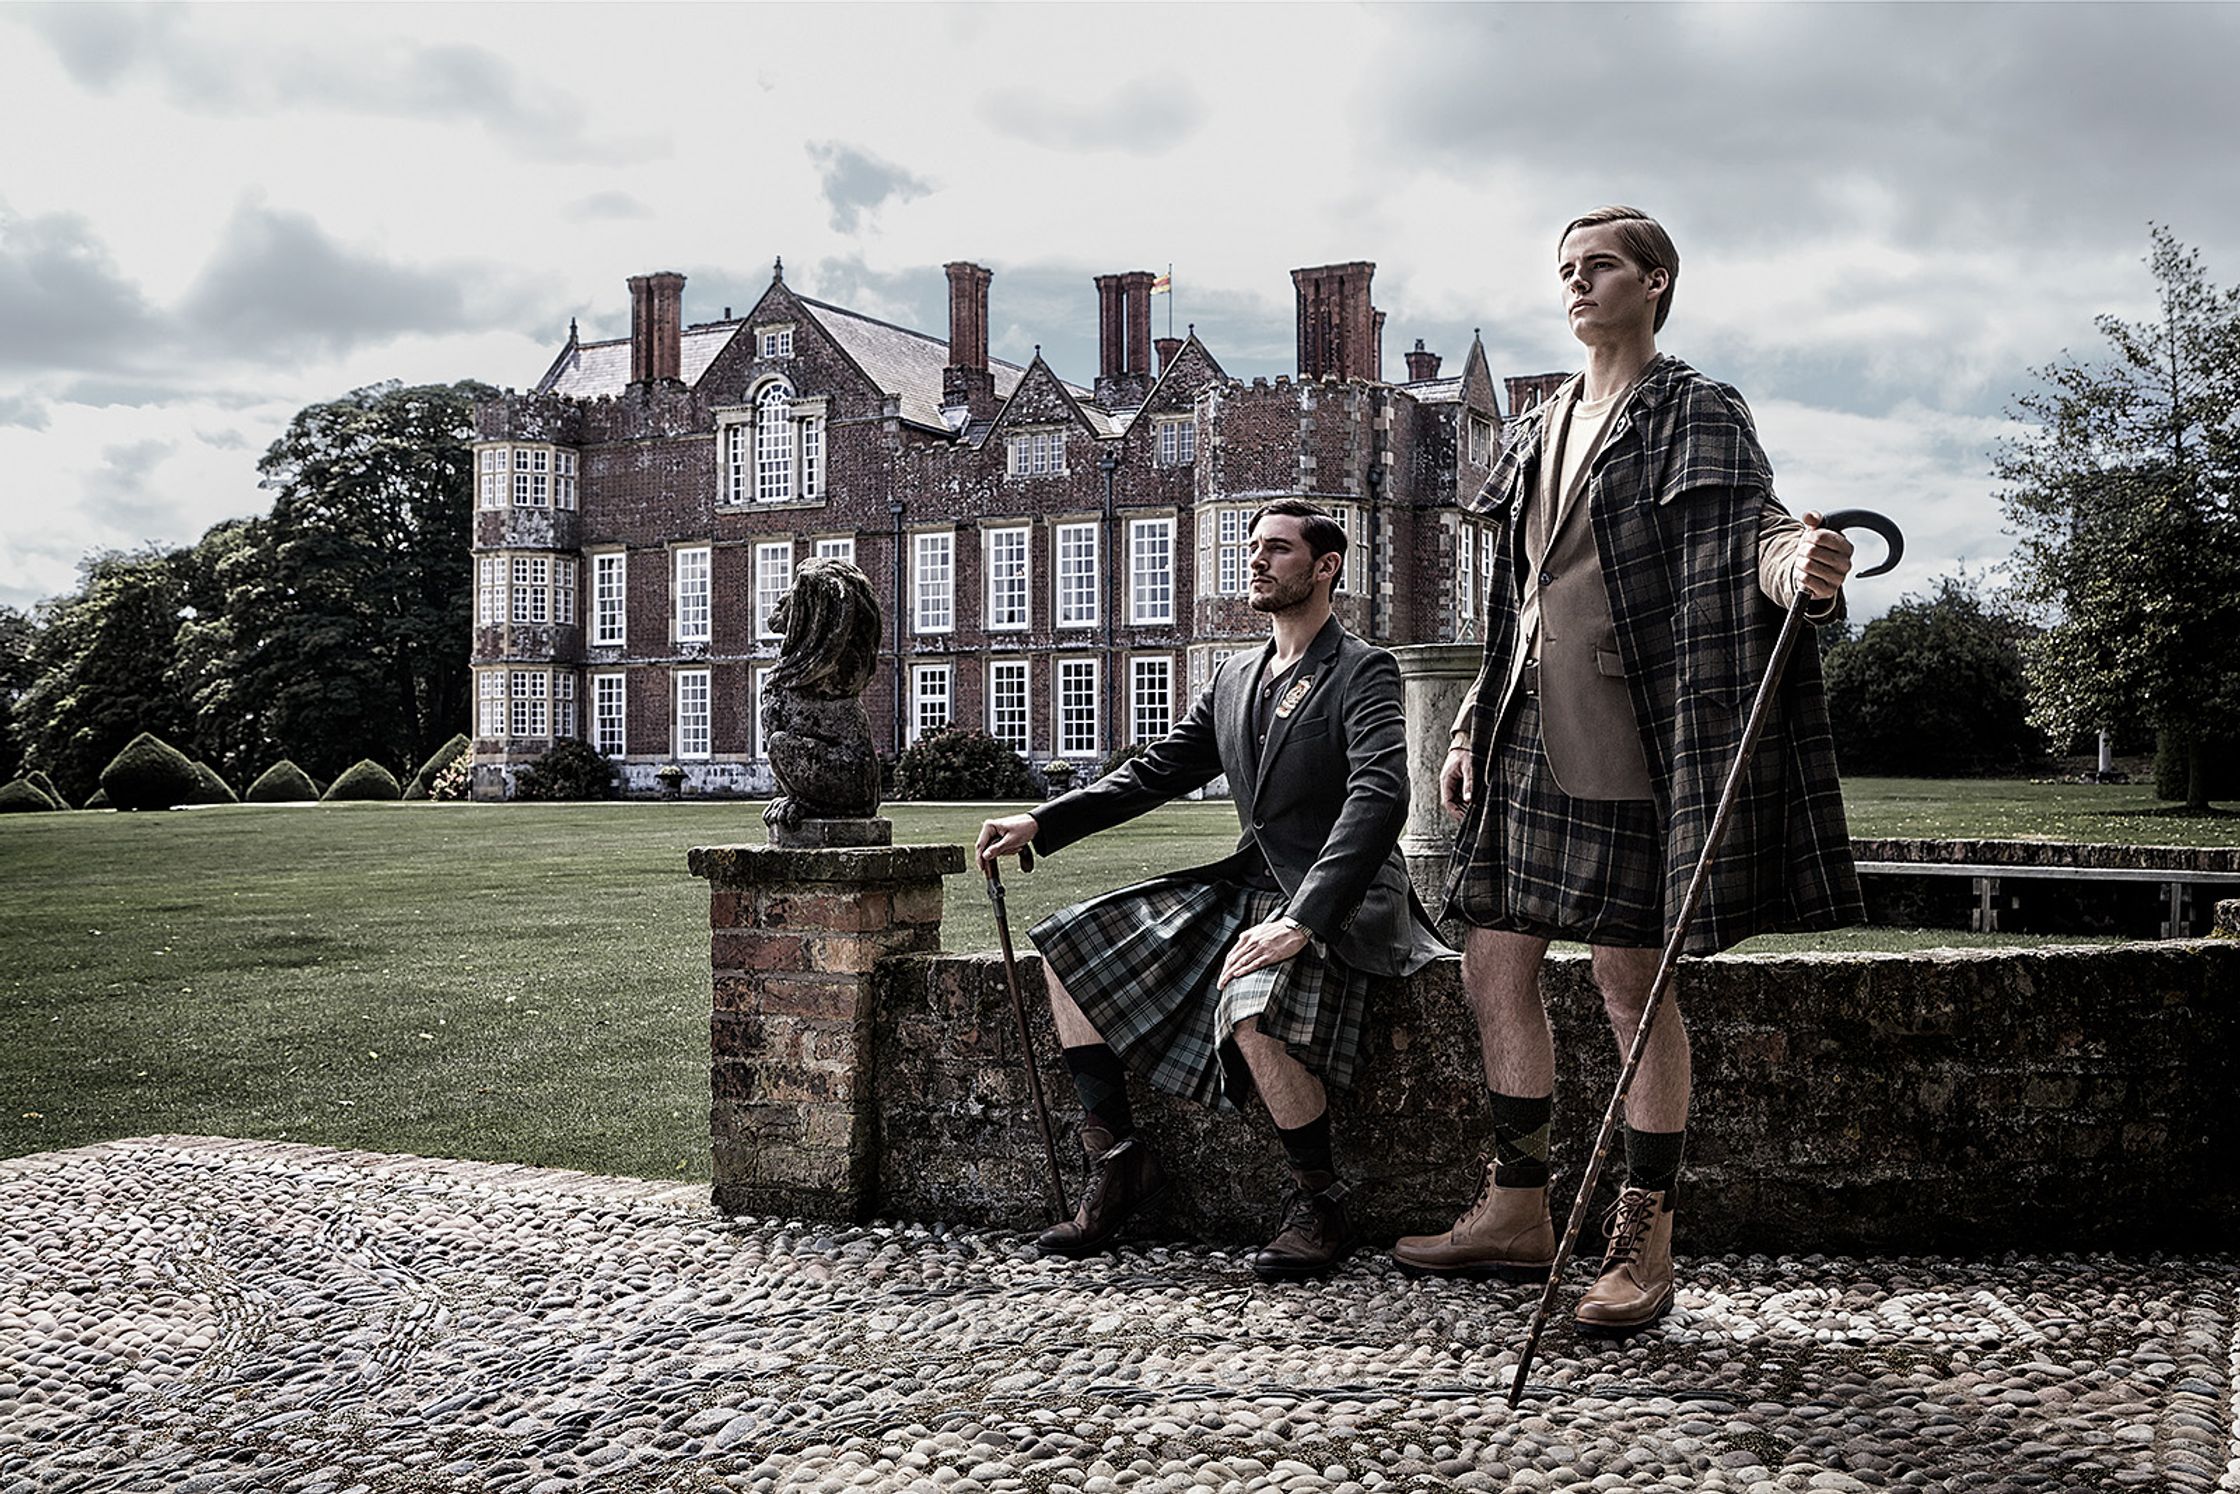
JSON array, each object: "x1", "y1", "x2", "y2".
[{"x1": 1248, "y1": 498, "x2": 1348, "y2": 563}]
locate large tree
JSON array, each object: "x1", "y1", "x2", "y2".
[
  {"x1": 1995, "y1": 227, "x2": 2240, "y2": 810},
  {"x1": 11, "y1": 549, "x2": 196, "y2": 805},
  {"x1": 1822, "y1": 574, "x2": 2044, "y2": 776},
  {"x1": 233, "y1": 380, "x2": 488, "y2": 780},
  {"x1": 0, "y1": 605, "x2": 34, "y2": 781}
]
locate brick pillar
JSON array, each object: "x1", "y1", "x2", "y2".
[
  {"x1": 627, "y1": 271, "x2": 686, "y2": 384},
  {"x1": 688, "y1": 843, "x2": 968, "y2": 1220},
  {"x1": 1121, "y1": 270, "x2": 1155, "y2": 376}
]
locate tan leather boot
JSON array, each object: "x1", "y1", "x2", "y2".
[
  {"x1": 1035, "y1": 1129, "x2": 1168, "y2": 1257},
  {"x1": 1574, "y1": 1186, "x2": 1675, "y2": 1331},
  {"x1": 1390, "y1": 1163, "x2": 1555, "y2": 1281}
]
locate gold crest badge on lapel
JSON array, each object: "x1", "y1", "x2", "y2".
[{"x1": 1274, "y1": 675, "x2": 1315, "y2": 719}]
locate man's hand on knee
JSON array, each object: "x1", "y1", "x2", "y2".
[
  {"x1": 1218, "y1": 918, "x2": 1311, "y2": 987},
  {"x1": 975, "y1": 813, "x2": 1038, "y2": 875}
]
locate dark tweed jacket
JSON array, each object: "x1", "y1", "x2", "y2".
[{"x1": 1448, "y1": 354, "x2": 1864, "y2": 954}]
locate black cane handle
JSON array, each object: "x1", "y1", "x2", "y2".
[{"x1": 1814, "y1": 508, "x2": 1904, "y2": 578}]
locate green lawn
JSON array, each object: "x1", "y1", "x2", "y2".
[{"x1": 1, "y1": 778, "x2": 2227, "y2": 1180}]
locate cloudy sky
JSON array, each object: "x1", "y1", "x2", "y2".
[{"x1": 3, "y1": 1, "x2": 2236, "y2": 618}]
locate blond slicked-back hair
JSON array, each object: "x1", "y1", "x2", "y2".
[{"x1": 1560, "y1": 205, "x2": 1679, "y2": 333}]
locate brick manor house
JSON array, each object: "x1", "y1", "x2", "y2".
[{"x1": 468, "y1": 256, "x2": 1565, "y2": 797}]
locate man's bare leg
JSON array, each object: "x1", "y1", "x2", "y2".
[
  {"x1": 1233, "y1": 1014, "x2": 1350, "y2": 1278},
  {"x1": 1044, "y1": 965, "x2": 1108, "y2": 1049},
  {"x1": 1230, "y1": 1017, "x2": 1327, "y2": 1131},
  {"x1": 1575, "y1": 942, "x2": 1685, "y2": 1330}
]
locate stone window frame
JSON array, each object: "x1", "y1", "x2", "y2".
[
  {"x1": 755, "y1": 383, "x2": 795, "y2": 502},
  {"x1": 1469, "y1": 412, "x2": 1495, "y2": 467},
  {"x1": 757, "y1": 322, "x2": 795, "y2": 360},
  {"x1": 984, "y1": 524, "x2": 1031, "y2": 632},
  {"x1": 509, "y1": 668, "x2": 550, "y2": 739},
  {"x1": 987, "y1": 657, "x2": 1030, "y2": 755},
  {"x1": 477, "y1": 442, "x2": 576, "y2": 511},
  {"x1": 554, "y1": 672, "x2": 579, "y2": 740},
  {"x1": 590, "y1": 551, "x2": 627, "y2": 647},
  {"x1": 1006, "y1": 427, "x2": 1068, "y2": 479},
  {"x1": 1055, "y1": 521, "x2": 1099, "y2": 629},
  {"x1": 477, "y1": 669, "x2": 505, "y2": 739},
  {"x1": 511, "y1": 555, "x2": 551, "y2": 624},
  {"x1": 1154, "y1": 417, "x2": 1196, "y2": 467},
  {"x1": 813, "y1": 536, "x2": 855, "y2": 565},
  {"x1": 1056, "y1": 656, "x2": 1100, "y2": 756},
  {"x1": 1130, "y1": 652, "x2": 1174, "y2": 745},
  {"x1": 674, "y1": 545, "x2": 712, "y2": 644},
  {"x1": 911, "y1": 662, "x2": 953, "y2": 744},
  {"x1": 753, "y1": 540, "x2": 794, "y2": 642},
  {"x1": 750, "y1": 663, "x2": 775, "y2": 760},
  {"x1": 913, "y1": 529, "x2": 955, "y2": 636},
  {"x1": 1129, "y1": 515, "x2": 1176, "y2": 625},
  {"x1": 1326, "y1": 504, "x2": 1365, "y2": 596},
  {"x1": 675, "y1": 667, "x2": 712, "y2": 759},
  {"x1": 592, "y1": 672, "x2": 627, "y2": 757},
  {"x1": 477, "y1": 555, "x2": 504, "y2": 625},
  {"x1": 714, "y1": 387, "x2": 829, "y2": 509},
  {"x1": 1455, "y1": 520, "x2": 1477, "y2": 639}
]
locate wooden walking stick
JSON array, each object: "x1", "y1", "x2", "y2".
[
  {"x1": 986, "y1": 845, "x2": 1071, "y2": 1221},
  {"x1": 1505, "y1": 509, "x2": 1903, "y2": 1408}
]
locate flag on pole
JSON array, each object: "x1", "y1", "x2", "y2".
[{"x1": 1150, "y1": 273, "x2": 1171, "y2": 295}]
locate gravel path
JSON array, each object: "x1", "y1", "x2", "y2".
[{"x1": 2, "y1": 1136, "x2": 2233, "y2": 1493}]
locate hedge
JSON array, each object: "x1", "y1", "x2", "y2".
[
  {"x1": 246, "y1": 760, "x2": 321, "y2": 803},
  {"x1": 515, "y1": 739, "x2": 617, "y2": 801},
  {"x1": 188, "y1": 762, "x2": 239, "y2": 804},
  {"x1": 25, "y1": 770, "x2": 67, "y2": 809},
  {"x1": 322, "y1": 760, "x2": 403, "y2": 802},
  {"x1": 404, "y1": 733, "x2": 471, "y2": 801},
  {"x1": 0, "y1": 779, "x2": 58, "y2": 813},
  {"x1": 99, "y1": 733, "x2": 201, "y2": 812}
]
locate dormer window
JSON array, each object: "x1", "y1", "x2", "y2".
[
  {"x1": 1155, "y1": 418, "x2": 1195, "y2": 466},
  {"x1": 1007, "y1": 428, "x2": 1067, "y2": 478},
  {"x1": 758, "y1": 324, "x2": 795, "y2": 359}
]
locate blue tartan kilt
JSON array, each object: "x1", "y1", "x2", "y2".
[{"x1": 1027, "y1": 875, "x2": 1374, "y2": 1111}]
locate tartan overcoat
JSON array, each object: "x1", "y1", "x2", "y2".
[
  {"x1": 1032, "y1": 615, "x2": 1448, "y2": 978},
  {"x1": 1445, "y1": 354, "x2": 1864, "y2": 954}
]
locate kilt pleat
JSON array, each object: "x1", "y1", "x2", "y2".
[
  {"x1": 1028, "y1": 878, "x2": 1373, "y2": 1111},
  {"x1": 1447, "y1": 691, "x2": 1665, "y2": 948}
]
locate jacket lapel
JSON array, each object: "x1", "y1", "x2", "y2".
[{"x1": 1251, "y1": 615, "x2": 1346, "y2": 804}]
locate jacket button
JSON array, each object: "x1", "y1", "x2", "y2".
[
  {"x1": 1253, "y1": 818, "x2": 1266, "y2": 830},
  {"x1": 1539, "y1": 568, "x2": 1554, "y2": 585}
]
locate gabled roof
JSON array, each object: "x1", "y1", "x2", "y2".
[
  {"x1": 1400, "y1": 375, "x2": 1465, "y2": 405},
  {"x1": 798, "y1": 296, "x2": 1106, "y2": 433},
  {"x1": 539, "y1": 324, "x2": 741, "y2": 398}
]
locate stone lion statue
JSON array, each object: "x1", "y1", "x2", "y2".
[{"x1": 762, "y1": 558, "x2": 883, "y2": 830}]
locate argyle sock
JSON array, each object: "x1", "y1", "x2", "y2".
[
  {"x1": 1623, "y1": 1123, "x2": 1686, "y2": 1210},
  {"x1": 1487, "y1": 1090, "x2": 1554, "y2": 1189},
  {"x1": 1062, "y1": 1044, "x2": 1134, "y2": 1141},
  {"x1": 1274, "y1": 1110, "x2": 1334, "y2": 1185}
]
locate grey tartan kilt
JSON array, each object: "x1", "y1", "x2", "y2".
[
  {"x1": 1445, "y1": 691, "x2": 1666, "y2": 948},
  {"x1": 1027, "y1": 876, "x2": 1374, "y2": 1111}
]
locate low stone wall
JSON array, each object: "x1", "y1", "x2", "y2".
[
  {"x1": 1853, "y1": 837, "x2": 2240, "y2": 872},
  {"x1": 870, "y1": 942, "x2": 2237, "y2": 1256}
]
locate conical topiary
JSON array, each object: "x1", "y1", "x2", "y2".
[
  {"x1": 404, "y1": 733, "x2": 471, "y2": 800},
  {"x1": 85, "y1": 787, "x2": 110, "y2": 809},
  {"x1": 188, "y1": 762, "x2": 238, "y2": 804},
  {"x1": 322, "y1": 759, "x2": 403, "y2": 802},
  {"x1": 246, "y1": 760, "x2": 321, "y2": 803},
  {"x1": 99, "y1": 733, "x2": 201, "y2": 812},
  {"x1": 0, "y1": 779, "x2": 57, "y2": 813},
  {"x1": 24, "y1": 770, "x2": 67, "y2": 809}
]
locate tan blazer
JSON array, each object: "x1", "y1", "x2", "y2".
[{"x1": 1452, "y1": 422, "x2": 1833, "y2": 800}]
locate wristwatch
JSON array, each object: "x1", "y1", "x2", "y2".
[{"x1": 1274, "y1": 914, "x2": 1312, "y2": 939}]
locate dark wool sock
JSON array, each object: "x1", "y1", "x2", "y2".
[
  {"x1": 1062, "y1": 1044, "x2": 1133, "y2": 1140},
  {"x1": 1487, "y1": 1090, "x2": 1554, "y2": 1189},
  {"x1": 1275, "y1": 1110, "x2": 1334, "y2": 1181},
  {"x1": 1623, "y1": 1123, "x2": 1686, "y2": 1208}
]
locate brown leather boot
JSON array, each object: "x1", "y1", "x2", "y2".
[
  {"x1": 1574, "y1": 1186, "x2": 1675, "y2": 1332},
  {"x1": 1250, "y1": 1173, "x2": 1354, "y2": 1281},
  {"x1": 1391, "y1": 1163, "x2": 1556, "y2": 1281},
  {"x1": 1034, "y1": 1130, "x2": 1167, "y2": 1257}
]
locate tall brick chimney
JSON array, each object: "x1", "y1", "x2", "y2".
[
  {"x1": 1505, "y1": 372, "x2": 1570, "y2": 417},
  {"x1": 1405, "y1": 338, "x2": 1442, "y2": 382},
  {"x1": 1155, "y1": 336, "x2": 1183, "y2": 375},
  {"x1": 942, "y1": 261, "x2": 996, "y2": 419},
  {"x1": 627, "y1": 271, "x2": 687, "y2": 384},
  {"x1": 1094, "y1": 271, "x2": 1156, "y2": 407},
  {"x1": 1292, "y1": 261, "x2": 1377, "y2": 382}
]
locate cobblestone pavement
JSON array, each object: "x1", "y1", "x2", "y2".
[{"x1": 2, "y1": 1138, "x2": 2234, "y2": 1494}]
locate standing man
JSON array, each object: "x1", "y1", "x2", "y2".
[
  {"x1": 1390, "y1": 207, "x2": 1860, "y2": 1331},
  {"x1": 978, "y1": 500, "x2": 1447, "y2": 1281}
]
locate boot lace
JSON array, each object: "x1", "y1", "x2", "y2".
[{"x1": 1597, "y1": 1187, "x2": 1660, "y2": 1270}]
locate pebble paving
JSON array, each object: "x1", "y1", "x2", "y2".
[{"x1": 2, "y1": 1136, "x2": 2235, "y2": 1494}]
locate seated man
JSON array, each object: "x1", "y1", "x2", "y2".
[{"x1": 977, "y1": 499, "x2": 1448, "y2": 1280}]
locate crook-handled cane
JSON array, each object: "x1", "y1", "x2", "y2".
[
  {"x1": 986, "y1": 843, "x2": 1071, "y2": 1221},
  {"x1": 1505, "y1": 509, "x2": 1904, "y2": 1408}
]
